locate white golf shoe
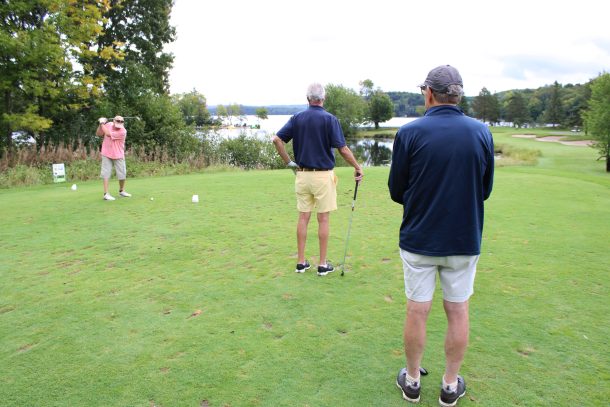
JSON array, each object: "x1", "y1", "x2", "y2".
[
  {"x1": 119, "y1": 190, "x2": 132, "y2": 197},
  {"x1": 103, "y1": 193, "x2": 116, "y2": 201}
]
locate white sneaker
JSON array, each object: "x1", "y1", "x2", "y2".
[
  {"x1": 103, "y1": 193, "x2": 116, "y2": 201},
  {"x1": 119, "y1": 190, "x2": 132, "y2": 197}
]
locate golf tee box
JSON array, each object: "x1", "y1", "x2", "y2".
[{"x1": 52, "y1": 163, "x2": 66, "y2": 183}]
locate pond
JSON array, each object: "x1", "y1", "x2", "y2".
[{"x1": 202, "y1": 115, "x2": 415, "y2": 166}]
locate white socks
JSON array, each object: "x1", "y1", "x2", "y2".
[
  {"x1": 442, "y1": 376, "x2": 458, "y2": 392},
  {"x1": 406, "y1": 372, "x2": 420, "y2": 386}
]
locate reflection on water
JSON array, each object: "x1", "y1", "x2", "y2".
[{"x1": 348, "y1": 138, "x2": 394, "y2": 166}]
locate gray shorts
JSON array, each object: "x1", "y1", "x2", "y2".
[
  {"x1": 400, "y1": 249, "x2": 479, "y2": 303},
  {"x1": 100, "y1": 156, "x2": 126, "y2": 180}
]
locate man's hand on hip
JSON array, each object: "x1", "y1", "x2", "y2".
[{"x1": 287, "y1": 160, "x2": 299, "y2": 174}]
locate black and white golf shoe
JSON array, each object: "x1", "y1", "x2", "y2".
[
  {"x1": 317, "y1": 262, "x2": 335, "y2": 276},
  {"x1": 439, "y1": 375, "x2": 466, "y2": 407},
  {"x1": 396, "y1": 368, "x2": 421, "y2": 403},
  {"x1": 295, "y1": 261, "x2": 311, "y2": 273}
]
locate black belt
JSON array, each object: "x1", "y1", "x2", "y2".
[{"x1": 296, "y1": 168, "x2": 333, "y2": 172}]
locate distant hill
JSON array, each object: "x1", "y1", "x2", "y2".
[{"x1": 208, "y1": 105, "x2": 307, "y2": 115}]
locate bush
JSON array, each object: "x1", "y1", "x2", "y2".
[
  {"x1": 0, "y1": 164, "x2": 50, "y2": 187},
  {"x1": 218, "y1": 133, "x2": 284, "y2": 170},
  {"x1": 495, "y1": 143, "x2": 541, "y2": 166}
]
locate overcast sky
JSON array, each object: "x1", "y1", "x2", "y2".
[{"x1": 165, "y1": 0, "x2": 610, "y2": 106}]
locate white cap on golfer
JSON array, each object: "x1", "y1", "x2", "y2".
[{"x1": 113, "y1": 115, "x2": 125, "y2": 129}]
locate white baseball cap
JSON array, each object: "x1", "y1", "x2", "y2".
[{"x1": 113, "y1": 115, "x2": 125, "y2": 128}]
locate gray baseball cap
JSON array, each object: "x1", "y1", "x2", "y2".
[{"x1": 419, "y1": 65, "x2": 463, "y2": 95}]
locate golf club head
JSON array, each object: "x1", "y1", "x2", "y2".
[{"x1": 419, "y1": 366, "x2": 428, "y2": 376}]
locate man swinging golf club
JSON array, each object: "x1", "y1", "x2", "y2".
[
  {"x1": 96, "y1": 115, "x2": 132, "y2": 201},
  {"x1": 273, "y1": 83, "x2": 363, "y2": 276}
]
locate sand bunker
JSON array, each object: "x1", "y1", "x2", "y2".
[{"x1": 512, "y1": 135, "x2": 593, "y2": 147}]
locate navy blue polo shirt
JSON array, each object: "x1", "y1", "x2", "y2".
[
  {"x1": 388, "y1": 105, "x2": 494, "y2": 256},
  {"x1": 276, "y1": 105, "x2": 346, "y2": 169}
]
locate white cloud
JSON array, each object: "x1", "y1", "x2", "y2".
[{"x1": 166, "y1": 0, "x2": 610, "y2": 104}]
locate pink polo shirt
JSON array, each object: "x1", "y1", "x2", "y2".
[{"x1": 100, "y1": 123, "x2": 127, "y2": 159}]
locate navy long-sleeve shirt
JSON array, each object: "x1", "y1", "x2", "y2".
[{"x1": 388, "y1": 105, "x2": 494, "y2": 256}]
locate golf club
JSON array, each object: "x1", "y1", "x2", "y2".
[
  {"x1": 97, "y1": 116, "x2": 141, "y2": 124},
  {"x1": 340, "y1": 179, "x2": 360, "y2": 276}
]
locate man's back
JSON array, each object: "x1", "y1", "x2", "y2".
[
  {"x1": 277, "y1": 106, "x2": 345, "y2": 169},
  {"x1": 388, "y1": 105, "x2": 494, "y2": 256}
]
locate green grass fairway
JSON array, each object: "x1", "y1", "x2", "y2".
[{"x1": 1, "y1": 134, "x2": 609, "y2": 406}]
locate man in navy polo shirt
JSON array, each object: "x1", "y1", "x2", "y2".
[
  {"x1": 389, "y1": 66, "x2": 494, "y2": 406},
  {"x1": 273, "y1": 83, "x2": 363, "y2": 276}
]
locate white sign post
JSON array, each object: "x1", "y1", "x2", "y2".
[{"x1": 52, "y1": 163, "x2": 66, "y2": 183}]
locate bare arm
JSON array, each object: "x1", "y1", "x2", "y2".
[
  {"x1": 338, "y1": 145, "x2": 364, "y2": 181},
  {"x1": 96, "y1": 124, "x2": 105, "y2": 137},
  {"x1": 272, "y1": 135, "x2": 292, "y2": 165}
]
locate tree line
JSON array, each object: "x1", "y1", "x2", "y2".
[
  {"x1": 323, "y1": 79, "x2": 608, "y2": 170},
  {"x1": 1, "y1": 2, "x2": 607, "y2": 171}
]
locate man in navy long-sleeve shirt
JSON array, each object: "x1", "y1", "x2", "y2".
[{"x1": 390, "y1": 65, "x2": 494, "y2": 406}]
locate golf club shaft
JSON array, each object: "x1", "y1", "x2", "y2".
[{"x1": 340, "y1": 180, "x2": 360, "y2": 276}]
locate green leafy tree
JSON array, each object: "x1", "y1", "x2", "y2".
[
  {"x1": 93, "y1": 0, "x2": 176, "y2": 100},
  {"x1": 387, "y1": 91, "x2": 424, "y2": 117},
  {"x1": 0, "y1": 0, "x2": 109, "y2": 155},
  {"x1": 324, "y1": 84, "x2": 367, "y2": 136},
  {"x1": 543, "y1": 81, "x2": 565, "y2": 127},
  {"x1": 126, "y1": 93, "x2": 194, "y2": 160},
  {"x1": 504, "y1": 91, "x2": 530, "y2": 127},
  {"x1": 227, "y1": 103, "x2": 242, "y2": 125},
  {"x1": 255, "y1": 107, "x2": 268, "y2": 125},
  {"x1": 359, "y1": 79, "x2": 374, "y2": 100},
  {"x1": 216, "y1": 105, "x2": 228, "y2": 124},
  {"x1": 472, "y1": 87, "x2": 500, "y2": 124},
  {"x1": 582, "y1": 73, "x2": 610, "y2": 172},
  {"x1": 367, "y1": 91, "x2": 394, "y2": 129},
  {"x1": 562, "y1": 83, "x2": 588, "y2": 128},
  {"x1": 174, "y1": 89, "x2": 210, "y2": 127},
  {"x1": 527, "y1": 95, "x2": 544, "y2": 123}
]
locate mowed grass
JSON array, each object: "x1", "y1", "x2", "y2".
[{"x1": 1, "y1": 133, "x2": 609, "y2": 406}]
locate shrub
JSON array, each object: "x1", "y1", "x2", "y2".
[
  {"x1": 495, "y1": 143, "x2": 541, "y2": 166},
  {"x1": 0, "y1": 164, "x2": 51, "y2": 187},
  {"x1": 218, "y1": 133, "x2": 284, "y2": 170}
]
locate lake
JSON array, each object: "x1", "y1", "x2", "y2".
[
  {"x1": 259, "y1": 115, "x2": 417, "y2": 133},
  {"x1": 205, "y1": 115, "x2": 418, "y2": 166},
  {"x1": 209, "y1": 115, "x2": 416, "y2": 137}
]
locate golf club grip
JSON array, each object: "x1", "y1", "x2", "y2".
[{"x1": 353, "y1": 180, "x2": 359, "y2": 201}]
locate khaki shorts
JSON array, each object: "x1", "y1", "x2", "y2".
[
  {"x1": 100, "y1": 156, "x2": 127, "y2": 180},
  {"x1": 400, "y1": 249, "x2": 479, "y2": 303},
  {"x1": 295, "y1": 170, "x2": 338, "y2": 213}
]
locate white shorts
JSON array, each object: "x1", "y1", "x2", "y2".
[
  {"x1": 400, "y1": 249, "x2": 479, "y2": 303},
  {"x1": 100, "y1": 156, "x2": 126, "y2": 180}
]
